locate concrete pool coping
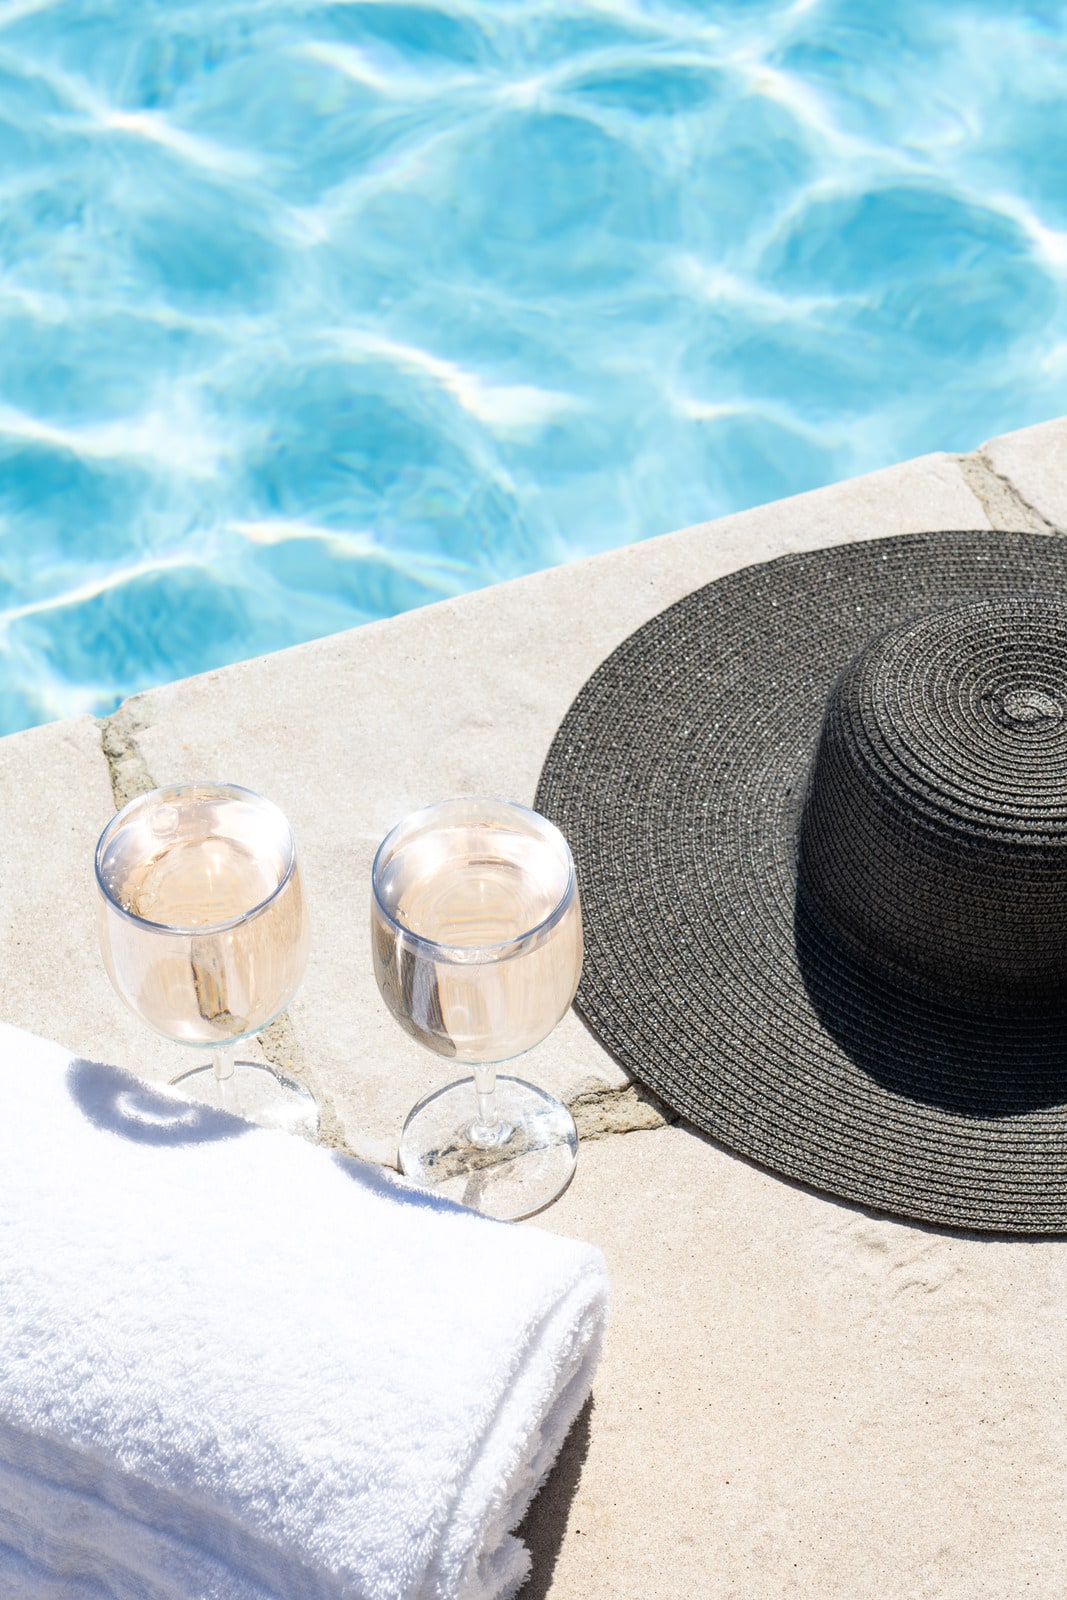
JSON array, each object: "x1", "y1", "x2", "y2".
[{"x1": 2, "y1": 414, "x2": 1066, "y2": 1597}]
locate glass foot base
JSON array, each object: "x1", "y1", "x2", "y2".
[
  {"x1": 398, "y1": 1075, "x2": 578, "y2": 1221},
  {"x1": 171, "y1": 1059, "x2": 319, "y2": 1138}
]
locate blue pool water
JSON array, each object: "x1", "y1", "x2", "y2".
[{"x1": 1, "y1": 0, "x2": 1066, "y2": 734}]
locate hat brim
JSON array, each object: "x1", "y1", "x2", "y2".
[{"x1": 536, "y1": 530, "x2": 1067, "y2": 1233}]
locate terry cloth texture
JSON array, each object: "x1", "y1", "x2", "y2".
[
  {"x1": 536, "y1": 529, "x2": 1067, "y2": 1234},
  {"x1": 0, "y1": 1024, "x2": 607, "y2": 1600}
]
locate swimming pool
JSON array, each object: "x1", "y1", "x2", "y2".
[{"x1": 1, "y1": 0, "x2": 1065, "y2": 734}]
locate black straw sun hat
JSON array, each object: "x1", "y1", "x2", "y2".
[{"x1": 535, "y1": 529, "x2": 1067, "y2": 1234}]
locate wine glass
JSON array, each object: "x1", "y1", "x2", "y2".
[
  {"x1": 371, "y1": 796, "x2": 582, "y2": 1221},
  {"x1": 95, "y1": 781, "x2": 316, "y2": 1136}
]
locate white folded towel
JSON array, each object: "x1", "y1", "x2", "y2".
[{"x1": 0, "y1": 1025, "x2": 607, "y2": 1600}]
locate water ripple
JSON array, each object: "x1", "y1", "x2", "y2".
[{"x1": 0, "y1": 0, "x2": 1065, "y2": 731}]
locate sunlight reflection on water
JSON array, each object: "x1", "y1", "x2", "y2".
[{"x1": 0, "y1": 0, "x2": 1065, "y2": 731}]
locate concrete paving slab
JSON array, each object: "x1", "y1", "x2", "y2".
[
  {"x1": 980, "y1": 415, "x2": 1067, "y2": 533},
  {"x1": 91, "y1": 449, "x2": 987, "y2": 1155},
  {"x1": 522, "y1": 1124, "x2": 1067, "y2": 1600},
  {"x1": 0, "y1": 434, "x2": 1047, "y2": 1600}
]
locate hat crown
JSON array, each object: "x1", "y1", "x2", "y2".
[{"x1": 797, "y1": 598, "x2": 1067, "y2": 1009}]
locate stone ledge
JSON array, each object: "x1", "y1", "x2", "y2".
[
  {"x1": 73, "y1": 443, "x2": 994, "y2": 1150},
  {"x1": 2, "y1": 420, "x2": 1066, "y2": 1599},
  {"x1": 7, "y1": 425, "x2": 1067, "y2": 1148},
  {"x1": 0, "y1": 435, "x2": 1031, "y2": 1148},
  {"x1": 979, "y1": 415, "x2": 1067, "y2": 533}
]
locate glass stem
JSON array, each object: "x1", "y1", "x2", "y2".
[
  {"x1": 214, "y1": 1044, "x2": 236, "y2": 1109},
  {"x1": 470, "y1": 1062, "x2": 504, "y2": 1148}
]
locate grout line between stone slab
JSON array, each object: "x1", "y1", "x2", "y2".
[
  {"x1": 957, "y1": 449, "x2": 1064, "y2": 536},
  {"x1": 98, "y1": 697, "x2": 158, "y2": 810},
  {"x1": 567, "y1": 1080, "x2": 679, "y2": 1141},
  {"x1": 255, "y1": 1011, "x2": 350, "y2": 1152}
]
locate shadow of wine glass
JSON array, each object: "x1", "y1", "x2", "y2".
[{"x1": 66, "y1": 1057, "x2": 252, "y2": 1146}]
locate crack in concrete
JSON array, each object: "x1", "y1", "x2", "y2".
[
  {"x1": 567, "y1": 1079, "x2": 679, "y2": 1141},
  {"x1": 957, "y1": 449, "x2": 1062, "y2": 536},
  {"x1": 98, "y1": 698, "x2": 157, "y2": 809},
  {"x1": 306, "y1": 1089, "x2": 364, "y2": 1158},
  {"x1": 255, "y1": 1009, "x2": 339, "y2": 1150},
  {"x1": 257, "y1": 1009, "x2": 308, "y2": 1081}
]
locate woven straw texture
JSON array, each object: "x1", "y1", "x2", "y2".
[{"x1": 536, "y1": 530, "x2": 1067, "y2": 1233}]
